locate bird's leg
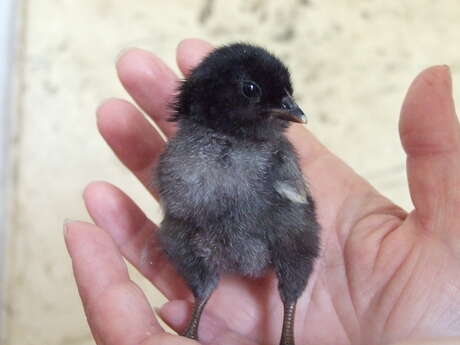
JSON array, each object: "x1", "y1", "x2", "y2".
[
  {"x1": 178, "y1": 260, "x2": 218, "y2": 341},
  {"x1": 272, "y1": 241, "x2": 316, "y2": 345},
  {"x1": 159, "y1": 221, "x2": 219, "y2": 341},
  {"x1": 280, "y1": 301, "x2": 297, "y2": 345},
  {"x1": 182, "y1": 293, "x2": 212, "y2": 340}
]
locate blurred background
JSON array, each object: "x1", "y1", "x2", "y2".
[{"x1": 1, "y1": 1, "x2": 460, "y2": 344}]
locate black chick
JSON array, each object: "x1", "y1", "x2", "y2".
[{"x1": 157, "y1": 43, "x2": 320, "y2": 345}]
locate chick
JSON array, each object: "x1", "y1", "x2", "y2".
[{"x1": 157, "y1": 43, "x2": 320, "y2": 345}]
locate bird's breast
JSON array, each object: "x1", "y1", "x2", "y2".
[
  {"x1": 190, "y1": 226, "x2": 271, "y2": 276},
  {"x1": 158, "y1": 138, "x2": 276, "y2": 226}
]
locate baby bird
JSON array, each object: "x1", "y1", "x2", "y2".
[{"x1": 157, "y1": 43, "x2": 320, "y2": 345}]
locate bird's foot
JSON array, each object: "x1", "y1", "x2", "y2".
[
  {"x1": 279, "y1": 301, "x2": 296, "y2": 345},
  {"x1": 181, "y1": 323, "x2": 199, "y2": 340},
  {"x1": 279, "y1": 334, "x2": 295, "y2": 345},
  {"x1": 279, "y1": 340, "x2": 295, "y2": 345}
]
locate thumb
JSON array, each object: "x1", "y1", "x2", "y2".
[{"x1": 399, "y1": 65, "x2": 460, "y2": 234}]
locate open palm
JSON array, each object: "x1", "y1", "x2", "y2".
[{"x1": 65, "y1": 39, "x2": 460, "y2": 345}]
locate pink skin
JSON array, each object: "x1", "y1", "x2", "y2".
[{"x1": 64, "y1": 38, "x2": 460, "y2": 345}]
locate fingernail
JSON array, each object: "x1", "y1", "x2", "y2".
[
  {"x1": 95, "y1": 98, "x2": 116, "y2": 115},
  {"x1": 63, "y1": 219, "x2": 77, "y2": 236},
  {"x1": 442, "y1": 65, "x2": 453, "y2": 86},
  {"x1": 442, "y1": 64, "x2": 451, "y2": 74},
  {"x1": 115, "y1": 47, "x2": 137, "y2": 63}
]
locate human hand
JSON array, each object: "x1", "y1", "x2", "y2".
[{"x1": 65, "y1": 39, "x2": 460, "y2": 345}]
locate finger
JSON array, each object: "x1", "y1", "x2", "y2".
[
  {"x1": 158, "y1": 300, "x2": 227, "y2": 343},
  {"x1": 83, "y1": 181, "x2": 191, "y2": 300},
  {"x1": 117, "y1": 49, "x2": 179, "y2": 137},
  {"x1": 84, "y1": 181, "x2": 284, "y2": 336},
  {"x1": 84, "y1": 181, "x2": 284, "y2": 343},
  {"x1": 64, "y1": 221, "x2": 162, "y2": 345},
  {"x1": 390, "y1": 338, "x2": 460, "y2": 345},
  {"x1": 176, "y1": 38, "x2": 214, "y2": 77},
  {"x1": 140, "y1": 333, "x2": 199, "y2": 345},
  {"x1": 158, "y1": 300, "x2": 260, "y2": 345},
  {"x1": 399, "y1": 65, "x2": 460, "y2": 231},
  {"x1": 97, "y1": 98, "x2": 164, "y2": 199}
]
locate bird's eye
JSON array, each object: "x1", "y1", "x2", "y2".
[{"x1": 241, "y1": 81, "x2": 262, "y2": 101}]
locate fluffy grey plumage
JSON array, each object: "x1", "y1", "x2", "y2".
[{"x1": 156, "y1": 43, "x2": 320, "y2": 345}]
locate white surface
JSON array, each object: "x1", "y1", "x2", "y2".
[{"x1": 0, "y1": 0, "x2": 15, "y2": 341}]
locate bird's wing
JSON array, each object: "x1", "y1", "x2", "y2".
[
  {"x1": 274, "y1": 180, "x2": 309, "y2": 204},
  {"x1": 271, "y1": 139, "x2": 311, "y2": 205}
]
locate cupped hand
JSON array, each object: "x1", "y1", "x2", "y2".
[{"x1": 64, "y1": 39, "x2": 460, "y2": 345}]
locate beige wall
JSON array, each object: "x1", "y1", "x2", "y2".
[{"x1": 3, "y1": 1, "x2": 460, "y2": 344}]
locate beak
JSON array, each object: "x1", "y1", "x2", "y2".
[{"x1": 271, "y1": 95, "x2": 307, "y2": 124}]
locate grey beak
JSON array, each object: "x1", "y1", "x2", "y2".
[{"x1": 271, "y1": 95, "x2": 307, "y2": 124}]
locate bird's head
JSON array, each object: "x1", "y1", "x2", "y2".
[{"x1": 173, "y1": 43, "x2": 306, "y2": 139}]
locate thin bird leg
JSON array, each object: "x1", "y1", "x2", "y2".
[
  {"x1": 279, "y1": 301, "x2": 297, "y2": 345},
  {"x1": 182, "y1": 294, "x2": 212, "y2": 340}
]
